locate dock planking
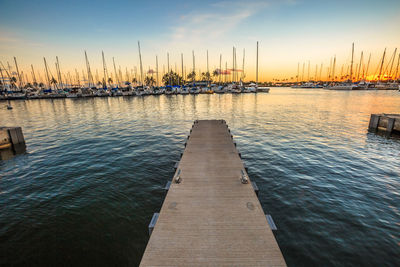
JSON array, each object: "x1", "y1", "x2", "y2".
[{"x1": 140, "y1": 120, "x2": 286, "y2": 266}]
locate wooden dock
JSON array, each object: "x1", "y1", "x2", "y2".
[
  {"x1": 0, "y1": 127, "x2": 26, "y2": 160},
  {"x1": 140, "y1": 120, "x2": 286, "y2": 266},
  {"x1": 369, "y1": 114, "x2": 400, "y2": 136}
]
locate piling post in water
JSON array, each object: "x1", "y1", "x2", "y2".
[
  {"x1": 368, "y1": 114, "x2": 400, "y2": 136},
  {"x1": 0, "y1": 127, "x2": 26, "y2": 160}
]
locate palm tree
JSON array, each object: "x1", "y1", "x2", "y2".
[
  {"x1": 187, "y1": 71, "x2": 196, "y2": 82},
  {"x1": 108, "y1": 77, "x2": 113, "y2": 87},
  {"x1": 10, "y1": 77, "x2": 17, "y2": 89},
  {"x1": 144, "y1": 76, "x2": 156, "y2": 86},
  {"x1": 201, "y1": 72, "x2": 211, "y2": 82},
  {"x1": 163, "y1": 71, "x2": 183, "y2": 86},
  {"x1": 50, "y1": 77, "x2": 58, "y2": 89},
  {"x1": 132, "y1": 77, "x2": 137, "y2": 84},
  {"x1": 213, "y1": 70, "x2": 219, "y2": 77}
]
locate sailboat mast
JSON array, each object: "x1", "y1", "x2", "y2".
[
  {"x1": 14, "y1": 57, "x2": 22, "y2": 89},
  {"x1": 349, "y1": 43, "x2": 354, "y2": 81},
  {"x1": 307, "y1": 61, "x2": 310, "y2": 81},
  {"x1": 102, "y1": 51, "x2": 108, "y2": 87},
  {"x1": 365, "y1": 53, "x2": 371, "y2": 80},
  {"x1": 242, "y1": 48, "x2": 245, "y2": 81},
  {"x1": 31, "y1": 64, "x2": 37, "y2": 85},
  {"x1": 232, "y1": 47, "x2": 234, "y2": 83},
  {"x1": 0, "y1": 63, "x2": 5, "y2": 87},
  {"x1": 56, "y1": 56, "x2": 63, "y2": 90},
  {"x1": 43, "y1": 57, "x2": 51, "y2": 89},
  {"x1": 192, "y1": 50, "x2": 195, "y2": 82},
  {"x1": 225, "y1": 61, "x2": 227, "y2": 83},
  {"x1": 394, "y1": 54, "x2": 400, "y2": 80},
  {"x1": 356, "y1": 52, "x2": 363, "y2": 81},
  {"x1": 256, "y1": 41, "x2": 259, "y2": 85},
  {"x1": 138, "y1": 41, "x2": 144, "y2": 86},
  {"x1": 207, "y1": 50, "x2": 209, "y2": 85},
  {"x1": 75, "y1": 69, "x2": 80, "y2": 87},
  {"x1": 388, "y1": 48, "x2": 397, "y2": 79},
  {"x1": 181, "y1": 53, "x2": 183, "y2": 86},
  {"x1": 319, "y1": 63, "x2": 323, "y2": 81},
  {"x1": 84, "y1": 51, "x2": 92, "y2": 88},
  {"x1": 332, "y1": 56, "x2": 336, "y2": 81},
  {"x1": 314, "y1": 64, "x2": 318, "y2": 81},
  {"x1": 219, "y1": 54, "x2": 222, "y2": 84},
  {"x1": 297, "y1": 62, "x2": 299, "y2": 82},
  {"x1": 156, "y1": 55, "x2": 159, "y2": 87},
  {"x1": 328, "y1": 58, "x2": 332, "y2": 81},
  {"x1": 0, "y1": 61, "x2": 12, "y2": 87},
  {"x1": 167, "y1": 52, "x2": 170, "y2": 85},
  {"x1": 378, "y1": 48, "x2": 386, "y2": 81},
  {"x1": 113, "y1": 57, "x2": 119, "y2": 87}
]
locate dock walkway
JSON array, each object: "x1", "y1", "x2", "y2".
[{"x1": 140, "y1": 120, "x2": 286, "y2": 266}]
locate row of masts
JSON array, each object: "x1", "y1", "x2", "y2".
[
  {"x1": 295, "y1": 43, "x2": 399, "y2": 83},
  {"x1": 2, "y1": 43, "x2": 399, "y2": 90},
  {"x1": 1, "y1": 41, "x2": 261, "y2": 90}
]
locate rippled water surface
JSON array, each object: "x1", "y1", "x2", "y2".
[{"x1": 1, "y1": 88, "x2": 400, "y2": 266}]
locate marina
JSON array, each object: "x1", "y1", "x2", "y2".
[
  {"x1": 1, "y1": 42, "x2": 399, "y2": 102},
  {"x1": 1, "y1": 0, "x2": 400, "y2": 266}
]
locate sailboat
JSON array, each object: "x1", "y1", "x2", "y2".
[
  {"x1": 325, "y1": 43, "x2": 360, "y2": 90},
  {"x1": 246, "y1": 42, "x2": 270, "y2": 93}
]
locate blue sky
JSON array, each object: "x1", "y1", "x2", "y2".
[{"x1": 0, "y1": 0, "x2": 399, "y2": 80}]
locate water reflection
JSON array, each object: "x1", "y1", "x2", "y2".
[{"x1": 0, "y1": 88, "x2": 399, "y2": 266}]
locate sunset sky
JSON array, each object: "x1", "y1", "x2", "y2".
[{"x1": 0, "y1": 0, "x2": 399, "y2": 82}]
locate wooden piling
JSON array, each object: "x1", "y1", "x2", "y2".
[
  {"x1": 0, "y1": 127, "x2": 26, "y2": 159},
  {"x1": 140, "y1": 120, "x2": 286, "y2": 266},
  {"x1": 368, "y1": 114, "x2": 400, "y2": 136}
]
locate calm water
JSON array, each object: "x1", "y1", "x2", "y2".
[{"x1": 1, "y1": 88, "x2": 399, "y2": 266}]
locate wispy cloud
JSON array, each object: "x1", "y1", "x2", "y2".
[
  {"x1": 0, "y1": 29, "x2": 44, "y2": 51},
  {"x1": 169, "y1": 1, "x2": 270, "y2": 43}
]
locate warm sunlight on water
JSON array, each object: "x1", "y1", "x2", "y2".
[{"x1": 1, "y1": 88, "x2": 400, "y2": 266}]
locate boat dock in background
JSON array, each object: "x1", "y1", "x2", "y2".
[{"x1": 140, "y1": 120, "x2": 286, "y2": 266}]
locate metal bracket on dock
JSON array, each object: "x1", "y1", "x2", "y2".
[
  {"x1": 238, "y1": 152, "x2": 242, "y2": 158},
  {"x1": 174, "y1": 161, "x2": 179, "y2": 170},
  {"x1": 174, "y1": 169, "x2": 182, "y2": 183},
  {"x1": 266, "y1": 214, "x2": 277, "y2": 231},
  {"x1": 164, "y1": 181, "x2": 171, "y2": 192},
  {"x1": 240, "y1": 169, "x2": 249, "y2": 184},
  {"x1": 148, "y1": 213, "x2": 160, "y2": 236},
  {"x1": 233, "y1": 141, "x2": 236, "y2": 147},
  {"x1": 243, "y1": 163, "x2": 249, "y2": 172},
  {"x1": 251, "y1": 181, "x2": 259, "y2": 196}
]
